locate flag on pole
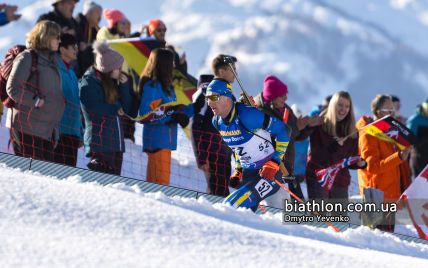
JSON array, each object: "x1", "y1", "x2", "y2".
[
  {"x1": 400, "y1": 164, "x2": 428, "y2": 240},
  {"x1": 316, "y1": 156, "x2": 361, "y2": 192},
  {"x1": 363, "y1": 115, "x2": 416, "y2": 150},
  {"x1": 107, "y1": 38, "x2": 197, "y2": 107}
]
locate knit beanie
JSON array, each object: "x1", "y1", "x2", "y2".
[
  {"x1": 262, "y1": 75, "x2": 288, "y2": 102},
  {"x1": 82, "y1": 1, "x2": 102, "y2": 15},
  {"x1": 103, "y1": 9, "x2": 125, "y2": 28},
  {"x1": 93, "y1": 41, "x2": 124, "y2": 73},
  {"x1": 148, "y1": 19, "x2": 166, "y2": 36}
]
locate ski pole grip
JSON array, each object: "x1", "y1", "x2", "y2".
[{"x1": 223, "y1": 55, "x2": 237, "y2": 64}]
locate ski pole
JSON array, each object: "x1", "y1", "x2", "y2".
[
  {"x1": 223, "y1": 56, "x2": 255, "y2": 106},
  {"x1": 274, "y1": 178, "x2": 342, "y2": 233}
]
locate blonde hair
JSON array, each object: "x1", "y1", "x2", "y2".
[
  {"x1": 321, "y1": 91, "x2": 356, "y2": 138},
  {"x1": 26, "y1": 20, "x2": 61, "y2": 50}
]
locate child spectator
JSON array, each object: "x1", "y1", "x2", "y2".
[
  {"x1": 79, "y1": 41, "x2": 132, "y2": 175},
  {"x1": 137, "y1": 48, "x2": 193, "y2": 185},
  {"x1": 74, "y1": 0, "x2": 102, "y2": 77}
]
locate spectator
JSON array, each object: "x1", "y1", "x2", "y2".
[
  {"x1": 53, "y1": 33, "x2": 82, "y2": 166},
  {"x1": 96, "y1": 8, "x2": 136, "y2": 142},
  {"x1": 0, "y1": 3, "x2": 22, "y2": 122},
  {"x1": 6, "y1": 20, "x2": 65, "y2": 161},
  {"x1": 407, "y1": 99, "x2": 428, "y2": 177},
  {"x1": 306, "y1": 91, "x2": 366, "y2": 210},
  {"x1": 357, "y1": 95, "x2": 411, "y2": 232},
  {"x1": 390, "y1": 95, "x2": 412, "y2": 190},
  {"x1": 38, "y1": 0, "x2": 79, "y2": 37},
  {"x1": 74, "y1": 0, "x2": 102, "y2": 77},
  {"x1": 191, "y1": 74, "x2": 229, "y2": 196},
  {"x1": 309, "y1": 95, "x2": 332, "y2": 116},
  {"x1": 145, "y1": 19, "x2": 187, "y2": 74},
  {"x1": 253, "y1": 75, "x2": 311, "y2": 205},
  {"x1": 96, "y1": 8, "x2": 127, "y2": 40},
  {"x1": 0, "y1": 4, "x2": 21, "y2": 26},
  {"x1": 123, "y1": 18, "x2": 131, "y2": 37},
  {"x1": 391, "y1": 95, "x2": 407, "y2": 124},
  {"x1": 79, "y1": 41, "x2": 132, "y2": 175},
  {"x1": 137, "y1": 48, "x2": 193, "y2": 185},
  {"x1": 290, "y1": 104, "x2": 309, "y2": 190}
]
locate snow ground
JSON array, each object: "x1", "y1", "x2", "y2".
[{"x1": 0, "y1": 164, "x2": 427, "y2": 267}]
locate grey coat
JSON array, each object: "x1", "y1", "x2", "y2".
[{"x1": 6, "y1": 49, "x2": 65, "y2": 140}]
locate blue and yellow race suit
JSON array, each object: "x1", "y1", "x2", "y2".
[{"x1": 215, "y1": 103, "x2": 289, "y2": 211}]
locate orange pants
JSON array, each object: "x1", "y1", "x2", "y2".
[{"x1": 146, "y1": 149, "x2": 171, "y2": 185}]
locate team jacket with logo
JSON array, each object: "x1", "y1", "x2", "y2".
[{"x1": 213, "y1": 103, "x2": 289, "y2": 169}]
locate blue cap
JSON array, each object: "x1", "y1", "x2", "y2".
[{"x1": 206, "y1": 79, "x2": 234, "y2": 100}]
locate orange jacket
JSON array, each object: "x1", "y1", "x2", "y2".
[{"x1": 357, "y1": 116, "x2": 406, "y2": 200}]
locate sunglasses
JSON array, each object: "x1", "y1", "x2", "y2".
[
  {"x1": 379, "y1": 109, "x2": 395, "y2": 113},
  {"x1": 156, "y1": 28, "x2": 167, "y2": 33},
  {"x1": 205, "y1": 95, "x2": 221, "y2": 102}
]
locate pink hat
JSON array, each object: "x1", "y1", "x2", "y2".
[
  {"x1": 93, "y1": 41, "x2": 124, "y2": 73},
  {"x1": 262, "y1": 75, "x2": 288, "y2": 102},
  {"x1": 148, "y1": 19, "x2": 166, "y2": 35},
  {"x1": 103, "y1": 8, "x2": 125, "y2": 28}
]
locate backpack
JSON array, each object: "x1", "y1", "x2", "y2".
[{"x1": 0, "y1": 45, "x2": 38, "y2": 108}]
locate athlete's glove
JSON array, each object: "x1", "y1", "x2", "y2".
[
  {"x1": 259, "y1": 160, "x2": 279, "y2": 181},
  {"x1": 229, "y1": 168, "x2": 243, "y2": 189}
]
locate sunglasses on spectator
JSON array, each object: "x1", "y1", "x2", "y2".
[
  {"x1": 118, "y1": 19, "x2": 129, "y2": 25},
  {"x1": 156, "y1": 27, "x2": 167, "y2": 33},
  {"x1": 379, "y1": 109, "x2": 395, "y2": 113},
  {"x1": 205, "y1": 95, "x2": 221, "y2": 102}
]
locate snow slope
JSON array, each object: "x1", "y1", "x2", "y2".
[
  {"x1": 0, "y1": 0, "x2": 426, "y2": 213},
  {"x1": 0, "y1": 164, "x2": 427, "y2": 267}
]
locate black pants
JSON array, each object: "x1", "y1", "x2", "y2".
[
  {"x1": 53, "y1": 134, "x2": 80, "y2": 167},
  {"x1": 306, "y1": 176, "x2": 349, "y2": 216},
  {"x1": 87, "y1": 152, "x2": 123, "y2": 176},
  {"x1": 11, "y1": 129, "x2": 53, "y2": 162},
  {"x1": 287, "y1": 179, "x2": 305, "y2": 201},
  {"x1": 207, "y1": 154, "x2": 231, "y2": 197}
]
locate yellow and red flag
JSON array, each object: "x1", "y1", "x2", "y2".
[
  {"x1": 107, "y1": 38, "x2": 197, "y2": 107},
  {"x1": 363, "y1": 115, "x2": 416, "y2": 150}
]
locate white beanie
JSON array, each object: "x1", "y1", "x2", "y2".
[
  {"x1": 93, "y1": 41, "x2": 124, "y2": 73},
  {"x1": 83, "y1": 0, "x2": 102, "y2": 15}
]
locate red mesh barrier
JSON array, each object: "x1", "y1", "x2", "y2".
[{"x1": 0, "y1": 81, "x2": 233, "y2": 196}]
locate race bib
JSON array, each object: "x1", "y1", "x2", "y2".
[{"x1": 254, "y1": 179, "x2": 274, "y2": 198}]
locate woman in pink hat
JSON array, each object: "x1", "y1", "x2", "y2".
[
  {"x1": 253, "y1": 75, "x2": 312, "y2": 207},
  {"x1": 96, "y1": 8, "x2": 128, "y2": 40}
]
